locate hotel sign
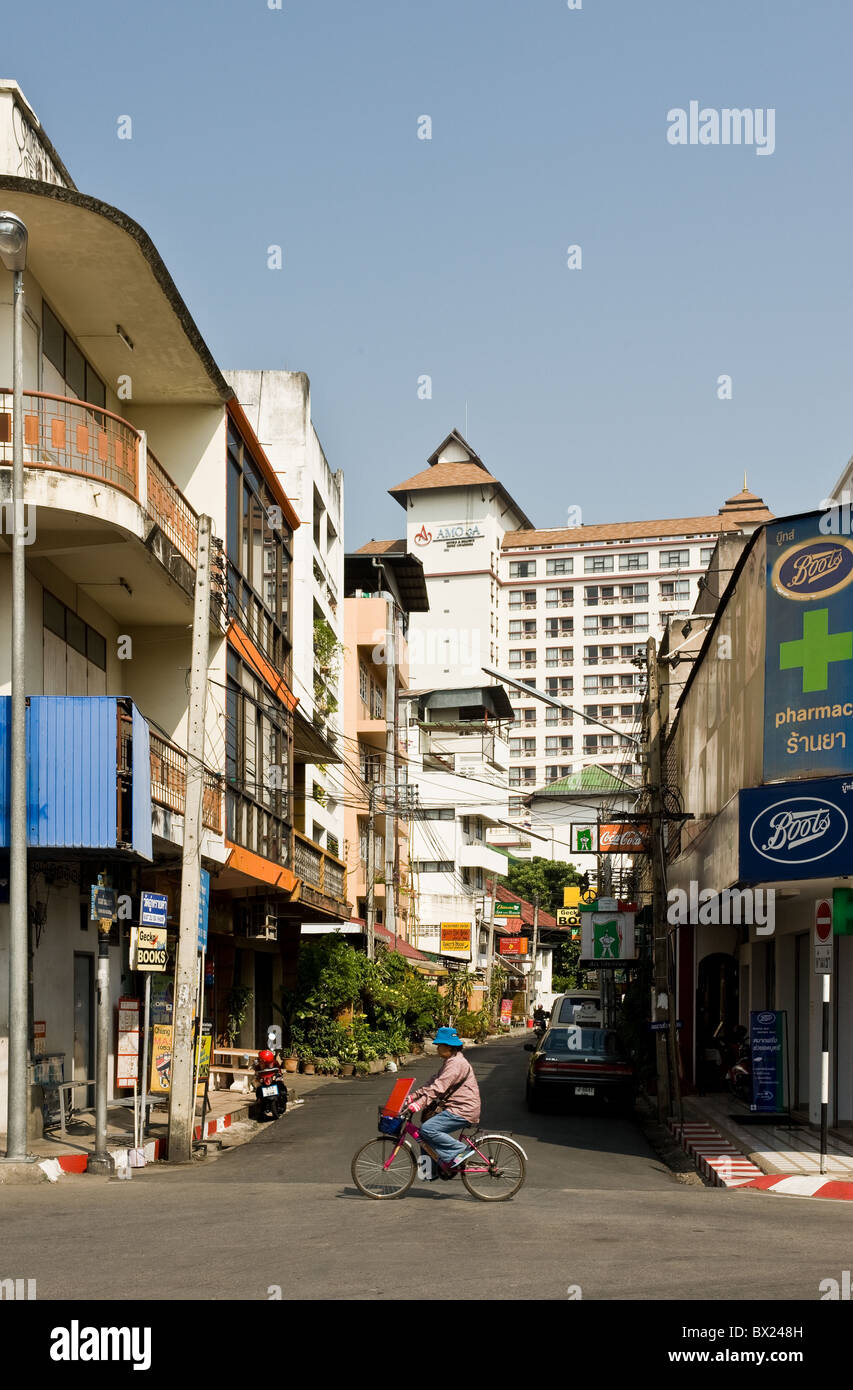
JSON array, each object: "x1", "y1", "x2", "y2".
[
  {"x1": 765, "y1": 514, "x2": 853, "y2": 779},
  {"x1": 413, "y1": 521, "x2": 485, "y2": 551}
]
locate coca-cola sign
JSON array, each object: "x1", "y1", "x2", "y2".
[
  {"x1": 748, "y1": 797, "x2": 847, "y2": 865},
  {"x1": 740, "y1": 777, "x2": 853, "y2": 881},
  {"x1": 598, "y1": 822, "x2": 651, "y2": 853}
]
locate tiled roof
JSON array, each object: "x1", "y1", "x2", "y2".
[
  {"x1": 389, "y1": 459, "x2": 499, "y2": 496},
  {"x1": 354, "y1": 539, "x2": 407, "y2": 554},
  {"x1": 502, "y1": 491, "x2": 772, "y2": 549},
  {"x1": 530, "y1": 765, "x2": 638, "y2": 796}
]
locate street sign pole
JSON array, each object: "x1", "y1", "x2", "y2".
[
  {"x1": 140, "y1": 973, "x2": 152, "y2": 1142},
  {"x1": 814, "y1": 898, "x2": 833, "y2": 1174}
]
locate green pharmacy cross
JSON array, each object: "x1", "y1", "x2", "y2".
[{"x1": 779, "y1": 607, "x2": 853, "y2": 694}]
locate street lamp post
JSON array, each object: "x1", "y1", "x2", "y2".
[{"x1": 0, "y1": 212, "x2": 31, "y2": 1163}]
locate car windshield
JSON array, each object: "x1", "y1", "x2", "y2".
[
  {"x1": 542, "y1": 1028, "x2": 624, "y2": 1058},
  {"x1": 556, "y1": 999, "x2": 600, "y2": 1022}
]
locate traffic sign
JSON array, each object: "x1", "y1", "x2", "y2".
[{"x1": 815, "y1": 900, "x2": 833, "y2": 943}]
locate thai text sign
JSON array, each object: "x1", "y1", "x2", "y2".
[
  {"x1": 498, "y1": 936, "x2": 527, "y2": 955},
  {"x1": 739, "y1": 776, "x2": 853, "y2": 882},
  {"x1": 150, "y1": 1024, "x2": 173, "y2": 1094},
  {"x1": 500, "y1": 999, "x2": 512, "y2": 1025},
  {"x1": 598, "y1": 822, "x2": 651, "y2": 853},
  {"x1": 440, "y1": 923, "x2": 471, "y2": 954},
  {"x1": 749, "y1": 1010, "x2": 787, "y2": 1113},
  {"x1": 765, "y1": 514, "x2": 853, "y2": 779}
]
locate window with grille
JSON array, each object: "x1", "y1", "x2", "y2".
[
  {"x1": 584, "y1": 555, "x2": 614, "y2": 574},
  {"x1": 546, "y1": 557, "x2": 573, "y2": 575},
  {"x1": 660, "y1": 549, "x2": 690, "y2": 568},
  {"x1": 618, "y1": 553, "x2": 648, "y2": 571},
  {"x1": 509, "y1": 561, "x2": 536, "y2": 578}
]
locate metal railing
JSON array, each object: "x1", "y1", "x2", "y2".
[
  {"x1": 149, "y1": 730, "x2": 223, "y2": 832},
  {"x1": 0, "y1": 390, "x2": 199, "y2": 570},
  {"x1": 294, "y1": 830, "x2": 347, "y2": 902},
  {"x1": 146, "y1": 450, "x2": 199, "y2": 568}
]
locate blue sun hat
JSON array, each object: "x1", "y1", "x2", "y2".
[{"x1": 434, "y1": 1026, "x2": 463, "y2": 1048}]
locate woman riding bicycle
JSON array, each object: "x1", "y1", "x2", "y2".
[{"x1": 406, "y1": 1027, "x2": 481, "y2": 1170}]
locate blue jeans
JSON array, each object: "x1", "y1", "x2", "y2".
[{"x1": 419, "y1": 1111, "x2": 470, "y2": 1165}]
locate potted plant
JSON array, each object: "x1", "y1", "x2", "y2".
[
  {"x1": 353, "y1": 1060, "x2": 369, "y2": 1076},
  {"x1": 339, "y1": 1038, "x2": 358, "y2": 1076}
]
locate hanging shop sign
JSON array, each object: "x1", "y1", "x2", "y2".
[
  {"x1": 89, "y1": 885, "x2": 117, "y2": 921},
  {"x1": 556, "y1": 907, "x2": 580, "y2": 927},
  {"x1": 195, "y1": 1024, "x2": 212, "y2": 1099},
  {"x1": 130, "y1": 925, "x2": 168, "y2": 972},
  {"x1": 140, "y1": 891, "x2": 168, "y2": 928},
  {"x1": 739, "y1": 775, "x2": 853, "y2": 882},
  {"x1": 439, "y1": 923, "x2": 471, "y2": 954},
  {"x1": 198, "y1": 869, "x2": 210, "y2": 952},
  {"x1": 494, "y1": 902, "x2": 522, "y2": 917},
  {"x1": 571, "y1": 824, "x2": 598, "y2": 854},
  {"x1": 117, "y1": 996, "x2": 140, "y2": 1090},
  {"x1": 580, "y1": 912, "x2": 636, "y2": 962},
  {"x1": 598, "y1": 822, "x2": 651, "y2": 853},
  {"x1": 498, "y1": 936, "x2": 528, "y2": 956},
  {"x1": 764, "y1": 513, "x2": 853, "y2": 780}
]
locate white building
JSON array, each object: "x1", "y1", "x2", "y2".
[
  {"x1": 224, "y1": 370, "x2": 346, "y2": 863},
  {"x1": 400, "y1": 685, "x2": 513, "y2": 964},
  {"x1": 388, "y1": 430, "x2": 532, "y2": 690}
]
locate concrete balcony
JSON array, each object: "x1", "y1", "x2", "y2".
[
  {"x1": 0, "y1": 390, "x2": 223, "y2": 629},
  {"x1": 458, "y1": 843, "x2": 509, "y2": 877}
]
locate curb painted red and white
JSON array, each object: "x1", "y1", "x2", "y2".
[
  {"x1": 670, "y1": 1119, "x2": 853, "y2": 1200},
  {"x1": 47, "y1": 1104, "x2": 247, "y2": 1175},
  {"x1": 670, "y1": 1121, "x2": 763, "y2": 1187}
]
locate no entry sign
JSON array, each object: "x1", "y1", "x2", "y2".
[{"x1": 815, "y1": 900, "x2": 833, "y2": 943}]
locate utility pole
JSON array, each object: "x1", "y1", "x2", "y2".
[
  {"x1": 365, "y1": 780, "x2": 377, "y2": 960},
  {"x1": 484, "y1": 878, "x2": 498, "y2": 1018},
  {"x1": 647, "y1": 636, "x2": 672, "y2": 1122},
  {"x1": 168, "y1": 515, "x2": 212, "y2": 1163},
  {"x1": 88, "y1": 880, "x2": 114, "y2": 1175},
  {"x1": 383, "y1": 589, "x2": 397, "y2": 948},
  {"x1": 529, "y1": 893, "x2": 540, "y2": 1013},
  {"x1": 4, "y1": 251, "x2": 29, "y2": 1164}
]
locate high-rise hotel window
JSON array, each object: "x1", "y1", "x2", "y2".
[
  {"x1": 700, "y1": 545, "x2": 715, "y2": 565},
  {"x1": 546, "y1": 557, "x2": 573, "y2": 576},
  {"x1": 225, "y1": 649, "x2": 293, "y2": 863},
  {"x1": 227, "y1": 421, "x2": 293, "y2": 676},
  {"x1": 584, "y1": 555, "x2": 614, "y2": 574},
  {"x1": 659, "y1": 548, "x2": 689, "y2": 568},
  {"x1": 509, "y1": 560, "x2": 536, "y2": 578},
  {"x1": 618, "y1": 552, "x2": 648, "y2": 571}
]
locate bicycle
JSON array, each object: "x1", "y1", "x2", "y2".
[{"x1": 351, "y1": 1103, "x2": 527, "y2": 1201}]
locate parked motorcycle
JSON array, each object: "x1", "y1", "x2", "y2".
[
  {"x1": 254, "y1": 1049, "x2": 288, "y2": 1120},
  {"x1": 726, "y1": 1041, "x2": 751, "y2": 1104}
]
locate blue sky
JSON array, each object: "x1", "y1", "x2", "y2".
[{"x1": 7, "y1": 0, "x2": 853, "y2": 543}]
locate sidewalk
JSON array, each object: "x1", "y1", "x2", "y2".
[{"x1": 671, "y1": 1092, "x2": 853, "y2": 1200}]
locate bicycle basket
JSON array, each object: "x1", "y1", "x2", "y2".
[{"x1": 378, "y1": 1109, "x2": 404, "y2": 1138}]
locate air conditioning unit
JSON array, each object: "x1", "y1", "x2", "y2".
[{"x1": 247, "y1": 914, "x2": 278, "y2": 942}]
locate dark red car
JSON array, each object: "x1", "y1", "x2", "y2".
[{"x1": 524, "y1": 1026, "x2": 635, "y2": 1114}]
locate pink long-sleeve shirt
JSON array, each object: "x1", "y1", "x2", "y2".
[{"x1": 409, "y1": 1052, "x2": 481, "y2": 1123}]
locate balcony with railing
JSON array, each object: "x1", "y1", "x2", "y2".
[
  {"x1": 294, "y1": 830, "x2": 349, "y2": 918},
  {"x1": 0, "y1": 389, "x2": 201, "y2": 571},
  {"x1": 147, "y1": 730, "x2": 223, "y2": 833}
]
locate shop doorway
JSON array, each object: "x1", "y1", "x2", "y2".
[
  {"x1": 254, "y1": 952, "x2": 273, "y2": 1049},
  {"x1": 696, "y1": 953, "x2": 739, "y2": 1091},
  {"x1": 73, "y1": 953, "x2": 94, "y2": 1085}
]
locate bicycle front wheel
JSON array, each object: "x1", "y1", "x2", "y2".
[
  {"x1": 461, "y1": 1135, "x2": 526, "y2": 1202},
  {"x1": 351, "y1": 1138, "x2": 416, "y2": 1199}
]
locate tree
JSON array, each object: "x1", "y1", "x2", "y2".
[{"x1": 499, "y1": 856, "x2": 580, "y2": 917}]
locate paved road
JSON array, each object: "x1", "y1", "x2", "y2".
[{"x1": 2, "y1": 1036, "x2": 851, "y2": 1301}]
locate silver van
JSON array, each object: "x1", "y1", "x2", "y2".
[{"x1": 549, "y1": 991, "x2": 603, "y2": 1027}]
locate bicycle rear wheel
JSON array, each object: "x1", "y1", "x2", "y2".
[
  {"x1": 461, "y1": 1135, "x2": 526, "y2": 1201},
  {"x1": 351, "y1": 1138, "x2": 416, "y2": 1199}
]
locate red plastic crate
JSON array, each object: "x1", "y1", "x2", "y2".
[{"x1": 381, "y1": 1077, "x2": 415, "y2": 1116}]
